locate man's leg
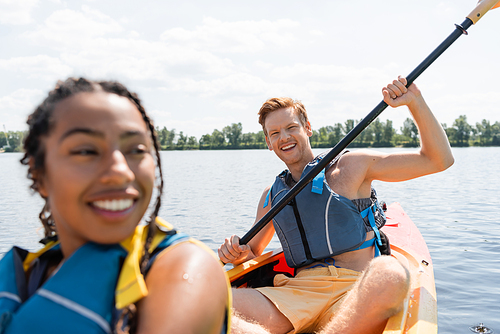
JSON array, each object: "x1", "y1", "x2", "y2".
[
  {"x1": 230, "y1": 288, "x2": 293, "y2": 334},
  {"x1": 319, "y1": 256, "x2": 410, "y2": 334},
  {"x1": 230, "y1": 311, "x2": 271, "y2": 334}
]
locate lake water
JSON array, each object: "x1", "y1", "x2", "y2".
[{"x1": 1, "y1": 147, "x2": 499, "y2": 334}]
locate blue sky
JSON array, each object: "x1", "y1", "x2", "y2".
[{"x1": 1, "y1": 0, "x2": 499, "y2": 138}]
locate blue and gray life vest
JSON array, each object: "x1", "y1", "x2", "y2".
[
  {"x1": 0, "y1": 218, "x2": 230, "y2": 334},
  {"x1": 264, "y1": 152, "x2": 385, "y2": 268}
]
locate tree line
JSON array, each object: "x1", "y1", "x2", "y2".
[
  {"x1": 2, "y1": 115, "x2": 500, "y2": 153},
  {"x1": 155, "y1": 115, "x2": 500, "y2": 150}
]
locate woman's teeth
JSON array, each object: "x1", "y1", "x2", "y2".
[{"x1": 93, "y1": 199, "x2": 133, "y2": 211}]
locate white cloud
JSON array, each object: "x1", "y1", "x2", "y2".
[
  {"x1": 432, "y1": 91, "x2": 500, "y2": 126},
  {"x1": 309, "y1": 30, "x2": 324, "y2": 37},
  {"x1": 164, "y1": 72, "x2": 269, "y2": 98},
  {"x1": 0, "y1": 0, "x2": 39, "y2": 25},
  {"x1": 160, "y1": 17, "x2": 299, "y2": 53},
  {"x1": 0, "y1": 55, "x2": 73, "y2": 79},
  {"x1": 17, "y1": 8, "x2": 244, "y2": 85},
  {"x1": 269, "y1": 63, "x2": 391, "y2": 93},
  {"x1": 54, "y1": 40, "x2": 237, "y2": 82},
  {"x1": 217, "y1": 100, "x2": 249, "y2": 111},
  {"x1": 0, "y1": 88, "x2": 43, "y2": 130},
  {"x1": 24, "y1": 6, "x2": 123, "y2": 46}
]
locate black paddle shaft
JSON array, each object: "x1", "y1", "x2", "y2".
[{"x1": 239, "y1": 18, "x2": 473, "y2": 245}]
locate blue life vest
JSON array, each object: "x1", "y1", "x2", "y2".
[
  {"x1": 264, "y1": 152, "x2": 384, "y2": 268},
  {"x1": 0, "y1": 218, "x2": 229, "y2": 334}
]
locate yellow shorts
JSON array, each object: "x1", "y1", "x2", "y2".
[{"x1": 256, "y1": 265, "x2": 360, "y2": 333}]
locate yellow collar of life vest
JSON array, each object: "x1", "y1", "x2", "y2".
[{"x1": 22, "y1": 217, "x2": 175, "y2": 310}]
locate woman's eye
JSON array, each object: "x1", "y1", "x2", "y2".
[
  {"x1": 129, "y1": 145, "x2": 148, "y2": 155},
  {"x1": 71, "y1": 149, "x2": 97, "y2": 156}
]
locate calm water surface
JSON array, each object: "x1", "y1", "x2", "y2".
[{"x1": 1, "y1": 147, "x2": 499, "y2": 334}]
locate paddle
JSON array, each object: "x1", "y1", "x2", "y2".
[{"x1": 239, "y1": 0, "x2": 499, "y2": 246}]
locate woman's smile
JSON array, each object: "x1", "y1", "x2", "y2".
[{"x1": 92, "y1": 198, "x2": 135, "y2": 212}]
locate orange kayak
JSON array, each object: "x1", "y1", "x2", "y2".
[{"x1": 227, "y1": 202, "x2": 437, "y2": 334}]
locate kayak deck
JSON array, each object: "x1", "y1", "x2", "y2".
[{"x1": 227, "y1": 202, "x2": 437, "y2": 334}]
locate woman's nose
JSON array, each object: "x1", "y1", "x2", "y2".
[{"x1": 100, "y1": 150, "x2": 135, "y2": 185}]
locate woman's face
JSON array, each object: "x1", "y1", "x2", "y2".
[{"x1": 37, "y1": 91, "x2": 156, "y2": 257}]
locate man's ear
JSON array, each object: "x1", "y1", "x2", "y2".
[
  {"x1": 265, "y1": 135, "x2": 273, "y2": 151},
  {"x1": 305, "y1": 121, "x2": 313, "y2": 137}
]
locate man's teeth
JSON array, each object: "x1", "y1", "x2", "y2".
[
  {"x1": 282, "y1": 144, "x2": 295, "y2": 150},
  {"x1": 93, "y1": 199, "x2": 133, "y2": 211}
]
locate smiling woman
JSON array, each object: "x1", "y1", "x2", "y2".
[{"x1": 0, "y1": 78, "x2": 230, "y2": 334}]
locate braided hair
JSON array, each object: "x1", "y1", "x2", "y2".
[{"x1": 20, "y1": 77, "x2": 164, "y2": 333}]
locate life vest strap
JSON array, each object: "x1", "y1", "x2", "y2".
[
  {"x1": 263, "y1": 188, "x2": 271, "y2": 208},
  {"x1": 311, "y1": 169, "x2": 325, "y2": 194},
  {"x1": 360, "y1": 204, "x2": 383, "y2": 257}
]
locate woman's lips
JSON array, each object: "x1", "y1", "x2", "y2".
[{"x1": 92, "y1": 199, "x2": 134, "y2": 212}]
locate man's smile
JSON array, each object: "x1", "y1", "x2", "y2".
[{"x1": 281, "y1": 143, "x2": 296, "y2": 151}]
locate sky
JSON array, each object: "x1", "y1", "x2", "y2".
[{"x1": 1, "y1": 0, "x2": 499, "y2": 139}]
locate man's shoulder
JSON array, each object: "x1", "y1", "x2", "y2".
[
  {"x1": 340, "y1": 149, "x2": 387, "y2": 161},
  {"x1": 336, "y1": 149, "x2": 373, "y2": 165}
]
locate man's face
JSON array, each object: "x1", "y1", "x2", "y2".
[{"x1": 264, "y1": 107, "x2": 313, "y2": 168}]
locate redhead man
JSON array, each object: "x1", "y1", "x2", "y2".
[{"x1": 219, "y1": 76, "x2": 453, "y2": 334}]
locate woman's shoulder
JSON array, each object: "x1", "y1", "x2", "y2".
[
  {"x1": 151, "y1": 239, "x2": 226, "y2": 280},
  {"x1": 138, "y1": 240, "x2": 230, "y2": 334}
]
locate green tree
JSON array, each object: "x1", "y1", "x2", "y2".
[
  {"x1": 475, "y1": 119, "x2": 492, "y2": 145},
  {"x1": 328, "y1": 123, "x2": 343, "y2": 146},
  {"x1": 156, "y1": 126, "x2": 170, "y2": 148},
  {"x1": 452, "y1": 115, "x2": 472, "y2": 146},
  {"x1": 355, "y1": 119, "x2": 367, "y2": 146},
  {"x1": 176, "y1": 131, "x2": 187, "y2": 150},
  {"x1": 382, "y1": 119, "x2": 395, "y2": 145},
  {"x1": 310, "y1": 130, "x2": 320, "y2": 146},
  {"x1": 240, "y1": 132, "x2": 255, "y2": 147},
  {"x1": 211, "y1": 129, "x2": 225, "y2": 148},
  {"x1": 362, "y1": 122, "x2": 374, "y2": 144},
  {"x1": 223, "y1": 123, "x2": 242, "y2": 147},
  {"x1": 319, "y1": 126, "x2": 332, "y2": 144},
  {"x1": 0, "y1": 131, "x2": 7, "y2": 148},
  {"x1": 371, "y1": 119, "x2": 383, "y2": 145},
  {"x1": 255, "y1": 131, "x2": 266, "y2": 148},
  {"x1": 443, "y1": 124, "x2": 457, "y2": 146},
  {"x1": 187, "y1": 136, "x2": 198, "y2": 149},
  {"x1": 199, "y1": 134, "x2": 212, "y2": 149},
  {"x1": 344, "y1": 119, "x2": 355, "y2": 134},
  {"x1": 1, "y1": 131, "x2": 24, "y2": 152},
  {"x1": 492, "y1": 121, "x2": 500, "y2": 146},
  {"x1": 401, "y1": 117, "x2": 419, "y2": 145}
]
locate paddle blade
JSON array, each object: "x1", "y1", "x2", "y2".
[{"x1": 468, "y1": 0, "x2": 500, "y2": 24}]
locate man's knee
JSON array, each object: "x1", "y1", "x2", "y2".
[
  {"x1": 362, "y1": 256, "x2": 410, "y2": 314},
  {"x1": 369, "y1": 256, "x2": 409, "y2": 284}
]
